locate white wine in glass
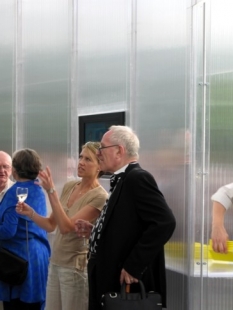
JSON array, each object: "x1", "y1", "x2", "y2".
[{"x1": 16, "y1": 187, "x2": 28, "y2": 203}]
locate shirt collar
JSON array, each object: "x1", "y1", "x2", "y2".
[
  {"x1": 0, "y1": 179, "x2": 14, "y2": 195},
  {"x1": 114, "y1": 162, "x2": 137, "y2": 175}
]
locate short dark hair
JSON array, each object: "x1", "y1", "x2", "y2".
[{"x1": 12, "y1": 148, "x2": 42, "y2": 180}]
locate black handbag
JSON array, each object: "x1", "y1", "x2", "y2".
[
  {"x1": 0, "y1": 221, "x2": 29, "y2": 286},
  {"x1": 0, "y1": 247, "x2": 28, "y2": 286},
  {"x1": 101, "y1": 280, "x2": 163, "y2": 310}
]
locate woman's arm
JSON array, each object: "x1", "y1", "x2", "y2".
[
  {"x1": 16, "y1": 202, "x2": 57, "y2": 232},
  {"x1": 16, "y1": 184, "x2": 101, "y2": 234},
  {"x1": 37, "y1": 167, "x2": 102, "y2": 234},
  {"x1": 45, "y1": 188, "x2": 100, "y2": 234}
]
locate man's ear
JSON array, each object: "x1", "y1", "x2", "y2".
[{"x1": 117, "y1": 145, "x2": 125, "y2": 156}]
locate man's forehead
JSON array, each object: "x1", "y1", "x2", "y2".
[
  {"x1": 101, "y1": 131, "x2": 111, "y2": 143},
  {"x1": 0, "y1": 153, "x2": 12, "y2": 164}
]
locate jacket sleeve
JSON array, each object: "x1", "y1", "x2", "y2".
[{"x1": 123, "y1": 169, "x2": 176, "y2": 279}]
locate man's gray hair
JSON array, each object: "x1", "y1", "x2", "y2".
[{"x1": 109, "y1": 125, "x2": 140, "y2": 159}]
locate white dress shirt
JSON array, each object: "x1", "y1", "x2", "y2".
[{"x1": 211, "y1": 182, "x2": 233, "y2": 210}]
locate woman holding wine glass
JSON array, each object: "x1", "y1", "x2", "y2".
[
  {"x1": 16, "y1": 142, "x2": 108, "y2": 310},
  {"x1": 0, "y1": 148, "x2": 50, "y2": 310}
]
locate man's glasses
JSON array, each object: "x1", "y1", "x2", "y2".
[
  {"x1": 0, "y1": 165, "x2": 11, "y2": 170},
  {"x1": 98, "y1": 145, "x2": 119, "y2": 152}
]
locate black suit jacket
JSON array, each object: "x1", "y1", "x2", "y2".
[{"x1": 88, "y1": 163, "x2": 176, "y2": 308}]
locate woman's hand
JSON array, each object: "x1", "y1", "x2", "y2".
[
  {"x1": 38, "y1": 166, "x2": 55, "y2": 192},
  {"x1": 16, "y1": 202, "x2": 34, "y2": 218},
  {"x1": 75, "y1": 219, "x2": 93, "y2": 239}
]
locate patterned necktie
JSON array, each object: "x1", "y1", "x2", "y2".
[
  {"x1": 89, "y1": 172, "x2": 125, "y2": 254},
  {"x1": 109, "y1": 172, "x2": 124, "y2": 192}
]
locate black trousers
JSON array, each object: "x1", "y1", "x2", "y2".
[
  {"x1": 88, "y1": 257, "x2": 101, "y2": 310},
  {"x1": 3, "y1": 299, "x2": 41, "y2": 310}
]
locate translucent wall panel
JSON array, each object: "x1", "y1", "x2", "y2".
[
  {"x1": 20, "y1": 0, "x2": 71, "y2": 193},
  {"x1": 207, "y1": 0, "x2": 233, "y2": 309},
  {"x1": 190, "y1": 3, "x2": 211, "y2": 310},
  {"x1": 191, "y1": 1, "x2": 233, "y2": 310},
  {"x1": 76, "y1": 0, "x2": 129, "y2": 117},
  {"x1": 0, "y1": 1, "x2": 15, "y2": 154},
  {"x1": 136, "y1": 1, "x2": 187, "y2": 309}
]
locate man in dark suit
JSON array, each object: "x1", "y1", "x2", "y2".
[{"x1": 75, "y1": 125, "x2": 176, "y2": 310}]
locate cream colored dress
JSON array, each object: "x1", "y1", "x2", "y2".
[{"x1": 45, "y1": 180, "x2": 108, "y2": 310}]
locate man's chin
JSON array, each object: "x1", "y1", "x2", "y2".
[{"x1": 0, "y1": 179, "x2": 7, "y2": 186}]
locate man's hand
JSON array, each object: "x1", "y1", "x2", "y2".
[
  {"x1": 120, "y1": 268, "x2": 138, "y2": 284},
  {"x1": 211, "y1": 224, "x2": 229, "y2": 253},
  {"x1": 75, "y1": 219, "x2": 93, "y2": 239},
  {"x1": 211, "y1": 201, "x2": 228, "y2": 253}
]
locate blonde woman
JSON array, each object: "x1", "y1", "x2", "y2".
[{"x1": 16, "y1": 142, "x2": 108, "y2": 310}]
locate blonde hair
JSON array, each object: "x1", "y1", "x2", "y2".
[{"x1": 82, "y1": 141, "x2": 103, "y2": 177}]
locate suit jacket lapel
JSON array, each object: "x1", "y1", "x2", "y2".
[
  {"x1": 101, "y1": 176, "x2": 124, "y2": 229},
  {"x1": 100, "y1": 163, "x2": 140, "y2": 233}
]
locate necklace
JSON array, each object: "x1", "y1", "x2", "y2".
[
  {"x1": 77, "y1": 182, "x2": 97, "y2": 196},
  {"x1": 78, "y1": 187, "x2": 90, "y2": 195},
  {"x1": 66, "y1": 182, "x2": 99, "y2": 208}
]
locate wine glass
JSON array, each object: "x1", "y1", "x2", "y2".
[
  {"x1": 16, "y1": 187, "x2": 28, "y2": 203},
  {"x1": 77, "y1": 220, "x2": 89, "y2": 247}
]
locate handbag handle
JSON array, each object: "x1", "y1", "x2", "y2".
[
  {"x1": 121, "y1": 280, "x2": 146, "y2": 300},
  {"x1": 25, "y1": 221, "x2": 29, "y2": 260}
]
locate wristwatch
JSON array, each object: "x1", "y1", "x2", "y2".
[{"x1": 47, "y1": 188, "x2": 56, "y2": 194}]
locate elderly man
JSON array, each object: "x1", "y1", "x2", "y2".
[
  {"x1": 0, "y1": 151, "x2": 14, "y2": 202},
  {"x1": 76, "y1": 125, "x2": 176, "y2": 310}
]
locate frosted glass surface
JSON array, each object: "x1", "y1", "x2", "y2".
[
  {"x1": 191, "y1": 1, "x2": 233, "y2": 310},
  {"x1": 77, "y1": 0, "x2": 129, "y2": 114},
  {"x1": 209, "y1": 0, "x2": 233, "y2": 266},
  {"x1": 207, "y1": 1, "x2": 233, "y2": 309},
  {"x1": 22, "y1": 0, "x2": 70, "y2": 84},
  {"x1": 136, "y1": 1, "x2": 187, "y2": 308},
  {"x1": 0, "y1": 1, "x2": 233, "y2": 309},
  {"x1": 20, "y1": 0, "x2": 71, "y2": 193},
  {"x1": 0, "y1": 1, "x2": 15, "y2": 153}
]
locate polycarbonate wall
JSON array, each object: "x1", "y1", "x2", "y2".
[
  {"x1": 0, "y1": 0, "x2": 72, "y2": 195},
  {"x1": 0, "y1": 1, "x2": 233, "y2": 309},
  {"x1": 189, "y1": 1, "x2": 233, "y2": 310},
  {"x1": 135, "y1": 2, "x2": 188, "y2": 309},
  {"x1": 0, "y1": 1, "x2": 14, "y2": 154}
]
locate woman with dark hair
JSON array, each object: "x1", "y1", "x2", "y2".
[
  {"x1": 0, "y1": 148, "x2": 50, "y2": 310},
  {"x1": 16, "y1": 142, "x2": 108, "y2": 310}
]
